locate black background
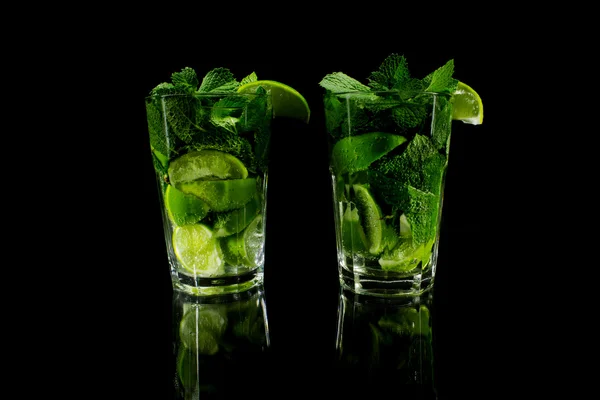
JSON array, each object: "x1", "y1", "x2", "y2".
[{"x1": 81, "y1": 31, "x2": 521, "y2": 398}]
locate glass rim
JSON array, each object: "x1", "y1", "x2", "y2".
[
  {"x1": 145, "y1": 91, "x2": 269, "y2": 101},
  {"x1": 323, "y1": 89, "x2": 443, "y2": 96}
]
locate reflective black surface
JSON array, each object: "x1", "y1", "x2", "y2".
[{"x1": 104, "y1": 47, "x2": 503, "y2": 399}]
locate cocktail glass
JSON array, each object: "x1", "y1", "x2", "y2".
[
  {"x1": 145, "y1": 90, "x2": 272, "y2": 296},
  {"x1": 323, "y1": 88, "x2": 454, "y2": 297}
]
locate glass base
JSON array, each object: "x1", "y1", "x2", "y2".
[
  {"x1": 172, "y1": 269, "x2": 263, "y2": 296},
  {"x1": 339, "y1": 266, "x2": 434, "y2": 298}
]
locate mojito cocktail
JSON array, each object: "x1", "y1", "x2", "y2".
[
  {"x1": 321, "y1": 54, "x2": 483, "y2": 296},
  {"x1": 146, "y1": 67, "x2": 272, "y2": 295}
]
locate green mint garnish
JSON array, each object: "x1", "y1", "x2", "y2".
[
  {"x1": 318, "y1": 72, "x2": 371, "y2": 93},
  {"x1": 147, "y1": 67, "x2": 270, "y2": 171},
  {"x1": 198, "y1": 67, "x2": 238, "y2": 92}
]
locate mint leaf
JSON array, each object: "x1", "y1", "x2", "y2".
[
  {"x1": 210, "y1": 96, "x2": 248, "y2": 133},
  {"x1": 171, "y1": 67, "x2": 199, "y2": 93},
  {"x1": 198, "y1": 67, "x2": 237, "y2": 92},
  {"x1": 423, "y1": 59, "x2": 457, "y2": 94},
  {"x1": 367, "y1": 53, "x2": 410, "y2": 90},
  {"x1": 405, "y1": 185, "x2": 439, "y2": 246},
  {"x1": 319, "y1": 72, "x2": 371, "y2": 93},
  {"x1": 240, "y1": 72, "x2": 258, "y2": 85}
]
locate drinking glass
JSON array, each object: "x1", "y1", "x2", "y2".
[
  {"x1": 324, "y1": 90, "x2": 452, "y2": 297},
  {"x1": 145, "y1": 92, "x2": 272, "y2": 295}
]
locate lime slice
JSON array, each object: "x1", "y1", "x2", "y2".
[
  {"x1": 168, "y1": 150, "x2": 248, "y2": 186},
  {"x1": 177, "y1": 178, "x2": 257, "y2": 212},
  {"x1": 176, "y1": 346, "x2": 197, "y2": 390},
  {"x1": 172, "y1": 224, "x2": 224, "y2": 276},
  {"x1": 341, "y1": 205, "x2": 369, "y2": 255},
  {"x1": 238, "y1": 80, "x2": 310, "y2": 123},
  {"x1": 165, "y1": 184, "x2": 210, "y2": 226},
  {"x1": 378, "y1": 239, "x2": 424, "y2": 272},
  {"x1": 332, "y1": 132, "x2": 407, "y2": 175},
  {"x1": 352, "y1": 184, "x2": 384, "y2": 255},
  {"x1": 378, "y1": 239, "x2": 433, "y2": 272},
  {"x1": 220, "y1": 214, "x2": 263, "y2": 267},
  {"x1": 179, "y1": 306, "x2": 227, "y2": 354},
  {"x1": 452, "y1": 81, "x2": 483, "y2": 125},
  {"x1": 213, "y1": 195, "x2": 260, "y2": 237}
]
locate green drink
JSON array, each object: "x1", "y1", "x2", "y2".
[
  {"x1": 321, "y1": 54, "x2": 483, "y2": 297},
  {"x1": 146, "y1": 67, "x2": 309, "y2": 296}
]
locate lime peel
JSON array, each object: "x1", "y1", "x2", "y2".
[
  {"x1": 238, "y1": 80, "x2": 310, "y2": 123},
  {"x1": 452, "y1": 81, "x2": 483, "y2": 125}
]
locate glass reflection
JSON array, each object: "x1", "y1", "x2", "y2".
[
  {"x1": 335, "y1": 288, "x2": 437, "y2": 399},
  {"x1": 171, "y1": 285, "x2": 270, "y2": 399}
]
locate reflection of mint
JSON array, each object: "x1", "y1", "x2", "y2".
[{"x1": 378, "y1": 305, "x2": 431, "y2": 338}]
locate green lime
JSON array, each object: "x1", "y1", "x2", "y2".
[
  {"x1": 353, "y1": 184, "x2": 384, "y2": 255},
  {"x1": 341, "y1": 205, "x2": 369, "y2": 255},
  {"x1": 399, "y1": 213, "x2": 411, "y2": 238},
  {"x1": 378, "y1": 239, "x2": 424, "y2": 272},
  {"x1": 177, "y1": 178, "x2": 257, "y2": 212},
  {"x1": 165, "y1": 184, "x2": 210, "y2": 226},
  {"x1": 219, "y1": 214, "x2": 263, "y2": 267},
  {"x1": 172, "y1": 224, "x2": 224, "y2": 276},
  {"x1": 179, "y1": 306, "x2": 227, "y2": 354},
  {"x1": 452, "y1": 81, "x2": 483, "y2": 125},
  {"x1": 213, "y1": 195, "x2": 260, "y2": 237},
  {"x1": 176, "y1": 346, "x2": 197, "y2": 390},
  {"x1": 151, "y1": 146, "x2": 169, "y2": 169},
  {"x1": 238, "y1": 80, "x2": 310, "y2": 123},
  {"x1": 331, "y1": 132, "x2": 407, "y2": 175},
  {"x1": 168, "y1": 150, "x2": 248, "y2": 186}
]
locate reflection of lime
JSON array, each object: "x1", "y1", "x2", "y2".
[
  {"x1": 452, "y1": 81, "x2": 483, "y2": 125},
  {"x1": 172, "y1": 224, "x2": 224, "y2": 276},
  {"x1": 179, "y1": 306, "x2": 227, "y2": 354},
  {"x1": 238, "y1": 80, "x2": 310, "y2": 123},
  {"x1": 168, "y1": 149, "x2": 248, "y2": 185},
  {"x1": 165, "y1": 184, "x2": 210, "y2": 226},
  {"x1": 213, "y1": 195, "x2": 260, "y2": 237},
  {"x1": 177, "y1": 178, "x2": 257, "y2": 212},
  {"x1": 353, "y1": 184, "x2": 384, "y2": 255},
  {"x1": 220, "y1": 214, "x2": 263, "y2": 267}
]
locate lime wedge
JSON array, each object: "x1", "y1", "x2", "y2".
[
  {"x1": 238, "y1": 80, "x2": 310, "y2": 123},
  {"x1": 341, "y1": 205, "x2": 369, "y2": 255},
  {"x1": 168, "y1": 150, "x2": 248, "y2": 186},
  {"x1": 176, "y1": 346, "x2": 197, "y2": 390},
  {"x1": 172, "y1": 224, "x2": 224, "y2": 276},
  {"x1": 331, "y1": 132, "x2": 407, "y2": 175},
  {"x1": 177, "y1": 178, "x2": 257, "y2": 212},
  {"x1": 452, "y1": 81, "x2": 483, "y2": 125},
  {"x1": 378, "y1": 239, "x2": 424, "y2": 272},
  {"x1": 353, "y1": 184, "x2": 384, "y2": 255},
  {"x1": 179, "y1": 306, "x2": 227, "y2": 354},
  {"x1": 165, "y1": 184, "x2": 210, "y2": 226},
  {"x1": 220, "y1": 214, "x2": 264, "y2": 267},
  {"x1": 213, "y1": 195, "x2": 260, "y2": 237}
]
